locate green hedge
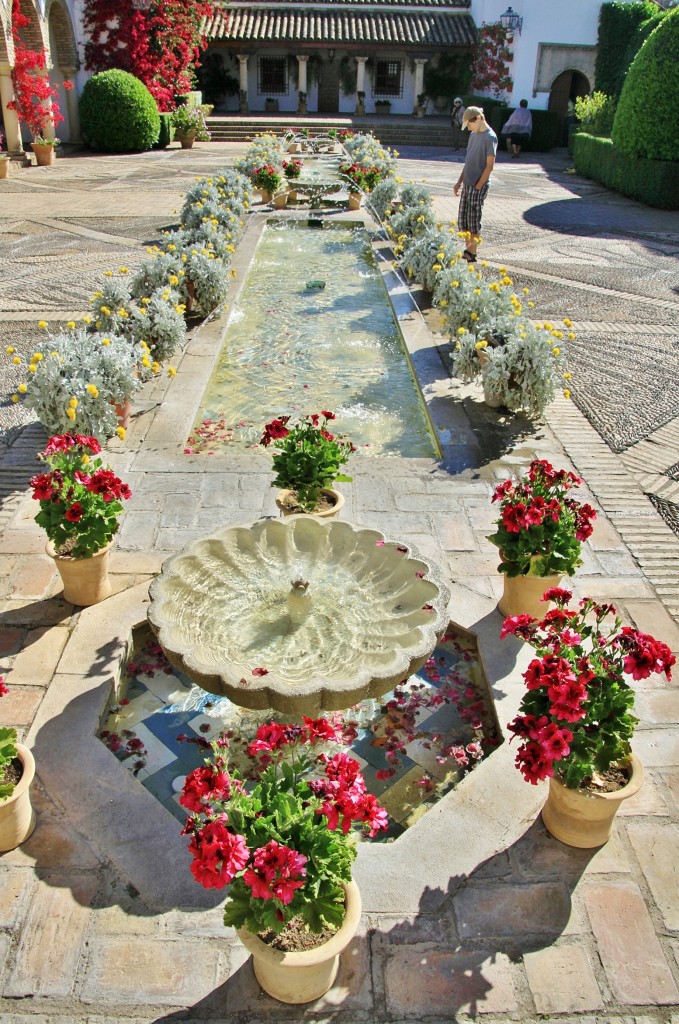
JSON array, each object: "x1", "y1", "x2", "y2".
[
  {"x1": 595, "y1": 1, "x2": 659, "y2": 97},
  {"x1": 154, "y1": 113, "x2": 174, "y2": 149},
  {"x1": 612, "y1": 7, "x2": 679, "y2": 162},
  {"x1": 490, "y1": 108, "x2": 561, "y2": 153},
  {"x1": 80, "y1": 70, "x2": 160, "y2": 153},
  {"x1": 573, "y1": 133, "x2": 679, "y2": 209}
]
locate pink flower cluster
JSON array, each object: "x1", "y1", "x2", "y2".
[
  {"x1": 310, "y1": 752, "x2": 388, "y2": 837},
  {"x1": 243, "y1": 840, "x2": 307, "y2": 904},
  {"x1": 492, "y1": 460, "x2": 596, "y2": 541}
]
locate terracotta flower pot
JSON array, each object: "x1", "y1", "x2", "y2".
[
  {"x1": 47, "y1": 540, "x2": 113, "y2": 606},
  {"x1": 347, "y1": 193, "x2": 362, "y2": 211},
  {"x1": 175, "y1": 131, "x2": 196, "y2": 149},
  {"x1": 237, "y1": 880, "x2": 361, "y2": 1004},
  {"x1": 275, "y1": 487, "x2": 345, "y2": 520},
  {"x1": 31, "y1": 143, "x2": 56, "y2": 167},
  {"x1": 259, "y1": 189, "x2": 273, "y2": 204},
  {"x1": 497, "y1": 568, "x2": 563, "y2": 620},
  {"x1": 0, "y1": 157, "x2": 10, "y2": 179},
  {"x1": 273, "y1": 192, "x2": 288, "y2": 209},
  {"x1": 0, "y1": 743, "x2": 36, "y2": 852},
  {"x1": 114, "y1": 399, "x2": 132, "y2": 429},
  {"x1": 542, "y1": 754, "x2": 643, "y2": 848}
]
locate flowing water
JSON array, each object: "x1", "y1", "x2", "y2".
[{"x1": 190, "y1": 221, "x2": 438, "y2": 456}]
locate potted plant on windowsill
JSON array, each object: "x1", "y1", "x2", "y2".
[
  {"x1": 260, "y1": 411, "x2": 354, "y2": 517},
  {"x1": 0, "y1": 678, "x2": 36, "y2": 852},
  {"x1": 31, "y1": 433, "x2": 132, "y2": 605},
  {"x1": 181, "y1": 718, "x2": 386, "y2": 1003},
  {"x1": 488, "y1": 459, "x2": 597, "y2": 619},
  {"x1": 502, "y1": 591, "x2": 675, "y2": 847}
]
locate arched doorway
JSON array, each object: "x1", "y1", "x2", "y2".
[
  {"x1": 46, "y1": 0, "x2": 78, "y2": 141},
  {"x1": 548, "y1": 69, "x2": 590, "y2": 145}
]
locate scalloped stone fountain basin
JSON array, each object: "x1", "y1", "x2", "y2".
[{"x1": 147, "y1": 516, "x2": 451, "y2": 716}]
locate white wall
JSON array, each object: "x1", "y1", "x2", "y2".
[{"x1": 470, "y1": 0, "x2": 603, "y2": 107}]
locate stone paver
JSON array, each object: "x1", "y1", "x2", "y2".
[{"x1": 0, "y1": 140, "x2": 678, "y2": 1023}]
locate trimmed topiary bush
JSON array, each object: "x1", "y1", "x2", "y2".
[
  {"x1": 612, "y1": 7, "x2": 679, "y2": 161},
  {"x1": 573, "y1": 133, "x2": 679, "y2": 210},
  {"x1": 80, "y1": 70, "x2": 161, "y2": 153},
  {"x1": 595, "y1": 1, "x2": 659, "y2": 98},
  {"x1": 491, "y1": 108, "x2": 560, "y2": 153}
]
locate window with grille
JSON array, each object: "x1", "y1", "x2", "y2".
[
  {"x1": 374, "y1": 60, "x2": 403, "y2": 98},
  {"x1": 258, "y1": 57, "x2": 288, "y2": 96}
]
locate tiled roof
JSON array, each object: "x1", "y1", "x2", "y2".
[{"x1": 205, "y1": 5, "x2": 477, "y2": 46}]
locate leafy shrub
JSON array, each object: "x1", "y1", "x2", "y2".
[
  {"x1": 154, "y1": 113, "x2": 173, "y2": 149},
  {"x1": 595, "y1": 0, "x2": 660, "y2": 97},
  {"x1": 573, "y1": 133, "x2": 679, "y2": 210},
  {"x1": 612, "y1": 7, "x2": 679, "y2": 161},
  {"x1": 574, "y1": 92, "x2": 617, "y2": 137},
  {"x1": 80, "y1": 70, "x2": 160, "y2": 153},
  {"x1": 491, "y1": 108, "x2": 560, "y2": 152}
]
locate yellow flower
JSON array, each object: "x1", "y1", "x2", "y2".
[
  {"x1": 553, "y1": 347, "x2": 561, "y2": 356},
  {"x1": 480, "y1": 260, "x2": 488, "y2": 267},
  {"x1": 452, "y1": 281, "x2": 460, "y2": 288},
  {"x1": 116, "y1": 426, "x2": 126, "y2": 440},
  {"x1": 564, "y1": 372, "x2": 572, "y2": 380},
  {"x1": 568, "y1": 332, "x2": 576, "y2": 340},
  {"x1": 5, "y1": 346, "x2": 15, "y2": 354},
  {"x1": 455, "y1": 343, "x2": 461, "y2": 351},
  {"x1": 17, "y1": 383, "x2": 27, "y2": 393},
  {"x1": 86, "y1": 384, "x2": 99, "y2": 397},
  {"x1": 82, "y1": 454, "x2": 90, "y2": 464},
  {"x1": 457, "y1": 327, "x2": 467, "y2": 335},
  {"x1": 27, "y1": 363, "x2": 37, "y2": 372},
  {"x1": 104, "y1": 270, "x2": 113, "y2": 277},
  {"x1": 94, "y1": 291, "x2": 103, "y2": 298},
  {"x1": 38, "y1": 320, "x2": 48, "y2": 329},
  {"x1": 231, "y1": 269, "x2": 237, "y2": 278},
  {"x1": 473, "y1": 288, "x2": 481, "y2": 296},
  {"x1": 101, "y1": 337, "x2": 111, "y2": 346},
  {"x1": 119, "y1": 266, "x2": 128, "y2": 274},
  {"x1": 95, "y1": 321, "x2": 102, "y2": 329},
  {"x1": 499, "y1": 267, "x2": 506, "y2": 274},
  {"x1": 416, "y1": 216, "x2": 425, "y2": 223},
  {"x1": 552, "y1": 330, "x2": 563, "y2": 339},
  {"x1": 142, "y1": 355, "x2": 151, "y2": 367},
  {"x1": 32, "y1": 353, "x2": 44, "y2": 361},
  {"x1": 544, "y1": 321, "x2": 553, "y2": 331},
  {"x1": 432, "y1": 264, "x2": 442, "y2": 272},
  {"x1": 528, "y1": 301, "x2": 535, "y2": 308},
  {"x1": 152, "y1": 362, "x2": 160, "y2": 374},
  {"x1": 66, "y1": 407, "x2": 76, "y2": 421},
  {"x1": 439, "y1": 299, "x2": 448, "y2": 308},
  {"x1": 475, "y1": 340, "x2": 488, "y2": 350},
  {"x1": 563, "y1": 318, "x2": 572, "y2": 327},
  {"x1": 563, "y1": 389, "x2": 571, "y2": 399},
  {"x1": 174, "y1": 304, "x2": 185, "y2": 314},
  {"x1": 169, "y1": 275, "x2": 179, "y2": 286},
  {"x1": 470, "y1": 312, "x2": 479, "y2": 320},
  {"x1": 522, "y1": 287, "x2": 529, "y2": 295},
  {"x1": 100, "y1": 306, "x2": 111, "y2": 316},
  {"x1": 167, "y1": 244, "x2": 176, "y2": 251},
  {"x1": 11, "y1": 394, "x2": 19, "y2": 403},
  {"x1": 69, "y1": 396, "x2": 78, "y2": 409},
  {"x1": 501, "y1": 276, "x2": 512, "y2": 286},
  {"x1": 67, "y1": 321, "x2": 76, "y2": 329},
  {"x1": 167, "y1": 366, "x2": 177, "y2": 377}
]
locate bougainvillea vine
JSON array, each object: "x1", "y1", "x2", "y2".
[
  {"x1": 8, "y1": 0, "x2": 71, "y2": 140},
  {"x1": 83, "y1": 0, "x2": 213, "y2": 111},
  {"x1": 470, "y1": 21, "x2": 513, "y2": 99}
]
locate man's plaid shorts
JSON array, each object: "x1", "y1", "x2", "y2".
[{"x1": 457, "y1": 182, "x2": 489, "y2": 238}]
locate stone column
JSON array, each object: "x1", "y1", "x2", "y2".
[
  {"x1": 0, "y1": 62, "x2": 23, "y2": 155},
  {"x1": 238, "y1": 54, "x2": 249, "y2": 92},
  {"x1": 297, "y1": 55, "x2": 308, "y2": 93},
  {"x1": 414, "y1": 58, "x2": 427, "y2": 104},
  {"x1": 61, "y1": 66, "x2": 81, "y2": 142},
  {"x1": 356, "y1": 56, "x2": 368, "y2": 94}
]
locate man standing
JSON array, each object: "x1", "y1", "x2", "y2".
[
  {"x1": 452, "y1": 106, "x2": 497, "y2": 263},
  {"x1": 450, "y1": 97, "x2": 466, "y2": 151}
]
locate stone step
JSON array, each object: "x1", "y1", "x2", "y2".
[{"x1": 206, "y1": 114, "x2": 455, "y2": 148}]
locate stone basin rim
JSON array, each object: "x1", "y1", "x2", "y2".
[{"x1": 147, "y1": 515, "x2": 451, "y2": 715}]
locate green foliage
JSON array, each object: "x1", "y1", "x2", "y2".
[
  {"x1": 424, "y1": 53, "x2": 473, "y2": 101},
  {"x1": 154, "y1": 113, "x2": 174, "y2": 149},
  {"x1": 261, "y1": 412, "x2": 353, "y2": 512},
  {"x1": 574, "y1": 92, "x2": 617, "y2": 137},
  {"x1": 612, "y1": 7, "x2": 679, "y2": 161},
  {"x1": 595, "y1": 1, "x2": 660, "y2": 97},
  {"x1": 573, "y1": 132, "x2": 679, "y2": 210},
  {"x1": 0, "y1": 723, "x2": 18, "y2": 802},
  {"x1": 80, "y1": 70, "x2": 160, "y2": 153}
]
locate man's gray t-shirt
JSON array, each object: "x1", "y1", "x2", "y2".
[{"x1": 463, "y1": 127, "x2": 498, "y2": 187}]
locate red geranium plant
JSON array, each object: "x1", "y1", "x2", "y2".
[
  {"x1": 181, "y1": 718, "x2": 387, "y2": 935},
  {"x1": 260, "y1": 411, "x2": 354, "y2": 512},
  {"x1": 503, "y1": 589, "x2": 675, "y2": 788},
  {"x1": 31, "y1": 434, "x2": 132, "y2": 558},
  {"x1": 488, "y1": 459, "x2": 597, "y2": 578}
]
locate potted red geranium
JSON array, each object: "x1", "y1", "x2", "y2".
[
  {"x1": 0, "y1": 678, "x2": 36, "y2": 851},
  {"x1": 261, "y1": 411, "x2": 354, "y2": 517},
  {"x1": 502, "y1": 589, "x2": 675, "y2": 847},
  {"x1": 181, "y1": 717, "x2": 386, "y2": 1003},
  {"x1": 488, "y1": 458, "x2": 597, "y2": 618},
  {"x1": 31, "y1": 434, "x2": 132, "y2": 605}
]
